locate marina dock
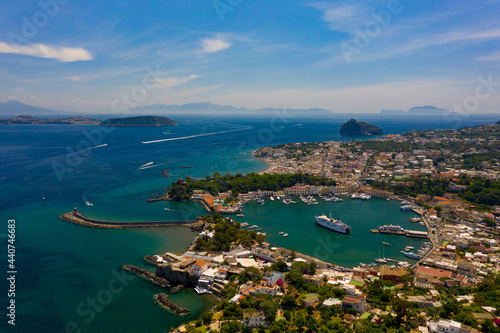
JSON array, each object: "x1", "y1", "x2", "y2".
[{"x1": 378, "y1": 228, "x2": 429, "y2": 239}]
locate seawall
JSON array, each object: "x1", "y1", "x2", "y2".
[{"x1": 60, "y1": 210, "x2": 195, "y2": 229}]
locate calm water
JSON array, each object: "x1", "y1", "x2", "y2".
[
  {"x1": 0, "y1": 114, "x2": 497, "y2": 332},
  {"x1": 236, "y1": 198, "x2": 427, "y2": 266}
]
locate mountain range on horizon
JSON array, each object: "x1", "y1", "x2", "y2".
[
  {"x1": 0, "y1": 99, "x2": 473, "y2": 117},
  {"x1": 0, "y1": 100, "x2": 335, "y2": 117}
]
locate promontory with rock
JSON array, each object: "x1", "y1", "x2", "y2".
[{"x1": 339, "y1": 118, "x2": 383, "y2": 136}]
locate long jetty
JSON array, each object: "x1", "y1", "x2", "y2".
[{"x1": 61, "y1": 209, "x2": 196, "y2": 229}]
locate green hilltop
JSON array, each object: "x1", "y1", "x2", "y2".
[{"x1": 100, "y1": 115, "x2": 178, "y2": 127}]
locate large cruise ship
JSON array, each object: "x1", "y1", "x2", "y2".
[{"x1": 315, "y1": 214, "x2": 351, "y2": 234}]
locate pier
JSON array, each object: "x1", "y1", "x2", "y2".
[
  {"x1": 411, "y1": 208, "x2": 440, "y2": 269},
  {"x1": 61, "y1": 209, "x2": 196, "y2": 229},
  {"x1": 378, "y1": 229, "x2": 428, "y2": 238}
]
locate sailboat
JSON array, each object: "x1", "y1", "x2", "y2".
[
  {"x1": 382, "y1": 235, "x2": 391, "y2": 246},
  {"x1": 375, "y1": 249, "x2": 387, "y2": 263}
]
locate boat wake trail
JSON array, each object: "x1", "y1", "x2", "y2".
[
  {"x1": 141, "y1": 126, "x2": 253, "y2": 144},
  {"x1": 82, "y1": 194, "x2": 94, "y2": 206},
  {"x1": 86, "y1": 143, "x2": 108, "y2": 150},
  {"x1": 139, "y1": 162, "x2": 168, "y2": 170}
]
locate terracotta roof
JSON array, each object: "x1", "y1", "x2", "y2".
[
  {"x1": 343, "y1": 295, "x2": 364, "y2": 304},
  {"x1": 194, "y1": 261, "x2": 208, "y2": 267},
  {"x1": 417, "y1": 266, "x2": 452, "y2": 278}
]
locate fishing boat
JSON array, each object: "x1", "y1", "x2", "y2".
[
  {"x1": 237, "y1": 214, "x2": 244, "y2": 217},
  {"x1": 283, "y1": 233, "x2": 289, "y2": 237},
  {"x1": 279, "y1": 231, "x2": 284, "y2": 235},
  {"x1": 382, "y1": 242, "x2": 391, "y2": 246}
]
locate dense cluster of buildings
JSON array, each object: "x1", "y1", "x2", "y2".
[
  {"x1": 169, "y1": 125, "x2": 500, "y2": 332},
  {"x1": 162, "y1": 212, "x2": 499, "y2": 332}
]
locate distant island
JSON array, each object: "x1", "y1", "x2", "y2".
[
  {"x1": 340, "y1": 119, "x2": 383, "y2": 136},
  {"x1": 0, "y1": 115, "x2": 100, "y2": 125},
  {"x1": 379, "y1": 105, "x2": 456, "y2": 116},
  {"x1": 99, "y1": 115, "x2": 178, "y2": 127},
  {"x1": 0, "y1": 114, "x2": 179, "y2": 127}
]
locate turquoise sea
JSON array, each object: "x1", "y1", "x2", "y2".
[{"x1": 1, "y1": 114, "x2": 498, "y2": 332}]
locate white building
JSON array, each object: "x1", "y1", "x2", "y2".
[{"x1": 427, "y1": 319, "x2": 474, "y2": 333}]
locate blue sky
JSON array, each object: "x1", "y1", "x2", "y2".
[{"x1": 1, "y1": 0, "x2": 500, "y2": 113}]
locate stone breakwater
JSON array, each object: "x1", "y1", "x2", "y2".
[
  {"x1": 170, "y1": 285, "x2": 185, "y2": 294},
  {"x1": 60, "y1": 210, "x2": 195, "y2": 229},
  {"x1": 154, "y1": 293, "x2": 190, "y2": 316},
  {"x1": 143, "y1": 255, "x2": 159, "y2": 266},
  {"x1": 121, "y1": 265, "x2": 171, "y2": 288}
]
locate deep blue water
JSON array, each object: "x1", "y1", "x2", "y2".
[{"x1": 0, "y1": 114, "x2": 498, "y2": 332}]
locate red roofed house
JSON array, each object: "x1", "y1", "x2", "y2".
[
  {"x1": 342, "y1": 295, "x2": 367, "y2": 313},
  {"x1": 417, "y1": 266, "x2": 452, "y2": 280},
  {"x1": 190, "y1": 261, "x2": 209, "y2": 277}
]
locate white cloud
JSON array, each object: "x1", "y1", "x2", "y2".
[
  {"x1": 158, "y1": 74, "x2": 200, "y2": 89},
  {"x1": 200, "y1": 37, "x2": 232, "y2": 53},
  {"x1": 63, "y1": 76, "x2": 93, "y2": 82},
  {"x1": 14, "y1": 88, "x2": 24, "y2": 92},
  {"x1": 0, "y1": 42, "x2": 93, "y2": 62},
  {"x1": 310, "y1": 2, "x2": 371, "y2": 33},
  {"x1": 476, "y1": 50, "x2": 500, "y2": 61}
]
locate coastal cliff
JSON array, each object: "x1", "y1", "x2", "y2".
[
  {"x1": 156, "y1": 264, "x2": 199, "y2": 287},
  {"x1": 340, "y1": 119, "x2": 383, "y2": 136}
]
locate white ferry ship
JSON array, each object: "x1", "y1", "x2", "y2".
[
  {"x1": 378, "y1": 224, "x2": 405, "y2": 233},
  {"x1": 315, "y1": 214, "x2": 351, "y2": 234}
]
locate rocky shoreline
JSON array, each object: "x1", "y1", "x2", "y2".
[
  {"x1": 143, "y1": 255, "x2": 159, "y2": 266},
  {"x1": 154, "y1": 293, "x2": 190, "y2": 316},
  {"x1": 121, "y1": 265, "x2": 171, "y2": 288}
]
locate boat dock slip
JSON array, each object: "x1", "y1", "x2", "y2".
[
  {"x1": 61, "y1": 210, "x2": 195, "y2": 229},
  {"x1": 379, "y1": 229, "x2": 406, "y2": 235},
  {"x1": 405, "y1": 230, "x2": 429, "y2": 238}
]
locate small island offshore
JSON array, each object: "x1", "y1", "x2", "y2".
[
  {"x1": 340, "y1": 119, "x2": 383, "y2": 136},
  {"x1": 99, "y1": 115, "x2": 178, "y2": 127},
  {"x1": 60, "y1": 121, "x2": 500, "y2": 333}
]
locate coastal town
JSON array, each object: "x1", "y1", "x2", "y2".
[{"x1": 119, "y1": 122, "x2": 500, "y2": 333}]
